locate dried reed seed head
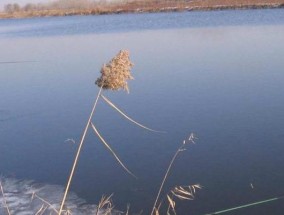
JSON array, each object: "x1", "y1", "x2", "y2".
[{"x1": 95, "y1": 50, "x2": 134, "y2": 93}]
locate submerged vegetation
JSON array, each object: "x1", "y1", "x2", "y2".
[{"x1": 1, "y1": 0, "x2": 284, "y2": 19}]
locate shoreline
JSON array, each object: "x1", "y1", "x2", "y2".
[{"x1": 0, "y1": 2, "x2": 283, "y2": 19}]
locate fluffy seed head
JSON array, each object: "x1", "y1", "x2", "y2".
[{"x1": 95, "y1": 50, "x2": 134, "y2": 93}]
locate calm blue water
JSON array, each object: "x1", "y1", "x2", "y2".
[{"x1": 1, "y1": 9, "x2": 284, "y2": 214}]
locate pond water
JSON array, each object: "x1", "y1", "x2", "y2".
[{"x1": 0, "y1": 9, "x2": 284, "y2": 214}]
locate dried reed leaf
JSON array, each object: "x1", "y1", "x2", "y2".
[
  {"x1": 188, "y1": 133, "x2": 197, "y2": 144},
  {"x1": 91, "y1": 122, "x2": 137, "y2": 179},
  {"x1": 35, "y1": 204, "x2": 48, "y2": 215},
  {"x1": 192, "y1": 185, "x2": 196, "y2": 193},
  {"x1": 65, "y1": 209, "x2": 72, "y2": 215},
  {"x1": 99, "y1": 194, "x2": 113, "y2": 207},
  {"x1": 171, "y1": 192, "x2": 193, "y2": 200},
  {"x1": 101, "y1": 94, "x2": 166, "y2": 133},
  {"x1": 174, "y1": 187, "x2": 193, "y2": 197},
  {"x1": 96, "y1": 194, "x2": 114, "y2": 215},
  {"x1": 95, "y1": 50, "x2": 134, "y2": 93},
  {"x1": 167, "y1": 195, "x2": 176, "y2": 209},
  {"x1": 193, "y1": 184, "x2": 202, "y2": 189},
  {"x1": 154, "y1": 208, "x2": 160, "y2": 215}
]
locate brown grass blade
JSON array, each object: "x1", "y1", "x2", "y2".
[
  {"x1": 174, "y1": 187, "x2": 194, "y2": 197},
  {"x1": 96, "y1": 194, "x2": 114, "y2": 215},
  {"x1": 154, "y1": 207, "x2": 160, "y2": 215},
  {"x1": 167, "y1": 194, "x2": 175, "y2": 209},
  {"x1": 171, "y1": 191, "x2": 193, "y2": 200},
  {"x1": 101, "y1": 94, "x2": 166, "y2": 133},
  {"x1": 35, "y1": 204, "x2": 48, "y2": 215},
  {"x1": 91, "y1": 122, "x2": 137, "y2": 179},
  {"x1": 193, "y1": 184, "x2": 202, "y2": 189}
]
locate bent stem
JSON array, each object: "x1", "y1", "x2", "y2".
[
  {"x1": 58, "y1": 86, "x2": 103, "y2": 215},
  {"x1": 150, "y1": 134, "x2": 196, "y2": 215},
  {"x1": 150, "y1": 146, "x2": 184, "y2": 215}
]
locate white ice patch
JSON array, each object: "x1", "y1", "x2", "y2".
[{"x1": 0, "y1": 177, "x2": 120, "y2": 215}]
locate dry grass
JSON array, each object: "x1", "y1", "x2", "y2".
[
  {"x1": 59, "y1": 50, "x2": 135, "y2": 215},
  {"x1": 95, "y1": 50, "x2": 134, "y2": 93},
  {"x1": 151, "y1": 133, "x2": 197, "y2": 215},
  {"x1": 0, "y1": 50, "x2": 201, "y2": 215},
  {"x1": 59, "y1": 50, "x2": 165, "y2": 215},
  {"x1": 165, "y1": 184, "x2": 202, "y2": 215},
  {"x1": 95, "y1": 194, "x2": 114, "y2": 215},
  {"x1": 122, "y1": 0, "x2": 284, "y2": 12},
  {"x1": 31, "y1": 192, "x2": 61, "y2": 214}
]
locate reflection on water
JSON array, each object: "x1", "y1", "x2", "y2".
[{"x1": 0, "y1": 9, "x2": 284, "y2": 214}]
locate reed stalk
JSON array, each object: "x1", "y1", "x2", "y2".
[
  {"x1": 150, "y1": 146, "x2": 183, "y2": 215},
  {"x1": 150, "y1": 134, "x2": 196, "y2": 215},
  {"x1": 59, "y1": 50, "x2": 134, "y2": 214},
  {"x1": 58, "y1": 86, "x2": 103, "y2": 215}
]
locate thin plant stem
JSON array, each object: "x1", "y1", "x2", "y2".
[
  {"x1": 58, "y1": 86, "x2": 103, "y2": 215},
  {"x1": 32, "y1": 193, "x2": 59, "y2": 214},
  {"x1": 205, "y1": 196, "x2": 284, "y2": 215},
  {"x1": 91, "y1": 123, "x2": 137, "y2": 178},
  {"x1": 35, "y1": 205, "x2": 48, "y2": 215},
  {"x1": 150, "y1": 145, "x2": 184, "y2": 215},
  {"x1": 0, "y1": 181, "x2": 11, "y2": 215},
  {"x1": 125, "y1": 204, "x2": 130, "y2": 215}
]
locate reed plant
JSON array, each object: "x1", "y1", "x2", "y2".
[
  {"x1": 150, "y1": 133, "x2": 201, "y2": 215},
  {"x1": 58, "y1": 50, "x2": 163, "y2": 215},
  {"x1": 0, "y1": 51, "x2": 200, "y2": 215}
]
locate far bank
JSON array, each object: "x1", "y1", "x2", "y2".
[{"x1": 0, "y1": 0, "x2": 284, "y2": 19}]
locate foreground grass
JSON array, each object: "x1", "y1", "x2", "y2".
[{"x1": 0, "y1": 0, "x2": 284, "y2": 19}]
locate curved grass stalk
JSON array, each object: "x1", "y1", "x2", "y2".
[
  {"x1": 91, "y1": 122, "x2": 137, "y2": 179},
  {"x1": 150, "y1": 134, "x2": 196, "y2": 215},
  {"x1": 101, "y1": 94, "x2": 166, "y2": 133},
  {"x1": 35, "y1": 204, "x2": 47, "y2": 215},
  {"x1": 58, "y1": 86, "x2": 103, "y2": 215},
  {"x1": 150, "y1": 146, "x2": 184, "y2": 215}
]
